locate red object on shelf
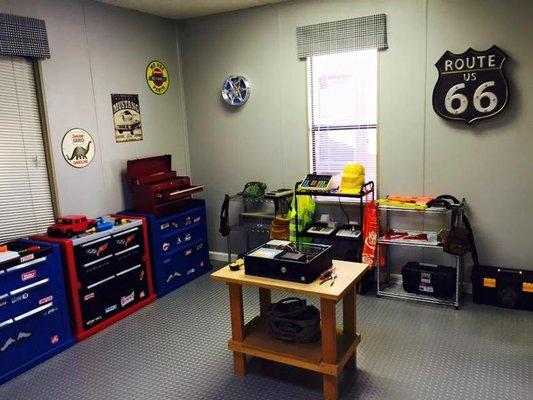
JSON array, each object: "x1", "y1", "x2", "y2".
[
  {"x1": 47, "y1": 215, "x2": 96, "y2": 237},
  {"x1": 32, "y1": 215, "x2": 156, "y2": 341},
  {"x1": 127, "y1": 155, "x2": 203, "y2": 216}
]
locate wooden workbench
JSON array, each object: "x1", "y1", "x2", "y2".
[{"x1": 211, "y1": 259, "x2": 368, "y2": 400}]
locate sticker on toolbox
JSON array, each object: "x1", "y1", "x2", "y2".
[
  {"x1": 166, "y1": 271, "x2": 182, "y2": 283},
  {"x1": 483, "y1": 277, "x2": 496, "y2": 288},
  {"x1": 522, "y1": 282, "x2": 533, "y2": 293},
  {"x1": 1, "y1": 331, "x2": 31, "y2": 352},
  {"x1": 76, "y1": 236, "x2": 113, "y2": 265}
]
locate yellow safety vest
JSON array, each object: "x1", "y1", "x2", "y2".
[{"x1": 289, "y1": 195, "x2": 315, "y2": 243}]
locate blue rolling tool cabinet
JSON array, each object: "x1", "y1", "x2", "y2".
[
  {"x1": 121, "y1": 199, "x2": 212, "y2": 297},
  {"x1": 0, "y1": 239, "x2": 74, "y2": 385}
]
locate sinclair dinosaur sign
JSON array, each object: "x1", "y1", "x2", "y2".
[{"x1": 61, "y1": 128, "x2": 95, "y2": 168}]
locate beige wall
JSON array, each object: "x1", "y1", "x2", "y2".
[
  {"x1": 179, "y1": 0, "x2": 533, "y2": 269},
  {"x1": 0, "y1": 0, "x2": 189, "y2": 217}
]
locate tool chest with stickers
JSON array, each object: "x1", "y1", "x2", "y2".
[
  {"x1": 121, "y1": 199, "x2": 211, "y2": 297},
  {"x1": 33, "y1": 216, "x2": 156, "y2": 341},
  {"x1": 0, "y1": 239, "x2": 75, "y2": 384}
]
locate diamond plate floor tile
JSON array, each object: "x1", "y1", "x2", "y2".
[{"x1": 0, "y1": 262, "x2": 531, "y2": 400}]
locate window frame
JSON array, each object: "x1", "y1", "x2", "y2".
[{"x1": 306, "y1": 51, "x2": 379, "y2": 201}]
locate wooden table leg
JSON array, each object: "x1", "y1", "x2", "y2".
[
  {"x1": 321, "y1": 298, "x2": 338, "y2": 400},
  {"x1": 343, "y1": 284, "x2": 357, "y2": 369},
  {"x1": 228, "y1": 283, "x2": 246, "y2": 376},
  {"x1": 259, "y1": 288, "x2": 271, "y2": 316}
]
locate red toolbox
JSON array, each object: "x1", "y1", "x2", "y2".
[
  {"x1": 33, "y1": 215, "x2": 156, "y2": 341},
  {"x1": 127, "y1": 154, "x2": 203, "y2": 217}
]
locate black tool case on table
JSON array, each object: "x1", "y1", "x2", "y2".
[
  {"x1": 244, "y1": 240, "x2": 332, "y2": 283},
  {"x1": 472, "y1": 265, "x2": 533, "y2": 310},
  {"x1": 401, "y1": 262, "x2": 456, "y2": 299}
]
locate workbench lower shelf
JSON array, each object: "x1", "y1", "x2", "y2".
[{"x1": 228, "y1": 316, "x2": 361, "y2": 376}]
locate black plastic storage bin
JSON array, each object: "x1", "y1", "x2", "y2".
[
  {"x1": 402, "y1": 262, "x2": 456, "y2": 299},
  {"x1": 472, "y1": 265, "x2": 533, "y2": 310}
]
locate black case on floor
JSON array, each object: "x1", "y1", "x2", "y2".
[
  {"x1": 402, "y1": 262, "x2": 456, "y2": 299},
  {"x1": 471, "y1": 265, "x2": 533, "y2": 310}
]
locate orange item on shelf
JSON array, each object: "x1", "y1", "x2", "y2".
[
  {"x1": 0, "y1": 245, "x2": 7, "y2": 252},
  {"x1": 386, "y1": 195, "x2": 434, "y2": 205}
]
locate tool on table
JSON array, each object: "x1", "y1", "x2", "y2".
[
  {"x1": 319, "y1": 268, "x2": 337, "y2": 286},
  {"x1": 229, "y1": 259, "x2": 244, "y2": 271}
]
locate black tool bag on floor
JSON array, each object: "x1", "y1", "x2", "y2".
[
  {"x1": 402, "y1": 262, "x2": 456, "y2": 299},
  {"x1": 266, "y1": 297, "x2": 321, "y2": 343}
]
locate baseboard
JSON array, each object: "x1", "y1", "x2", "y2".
[
  {"x1": 209, "y1": 251, "x2": 237, "y2": 262},
  {"x1": 387, "y1": 272, "x2": 472, "y2": 294}
]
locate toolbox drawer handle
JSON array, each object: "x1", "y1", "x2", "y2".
[
  {"x1": 83, "y1": 254, "x2": 113, "y2": 268},
  {"x1": 86, "y1": 275, "x2": 115, "y2": 289},
  {"x1": 0, "y1": 319, "x2": 14, "y2": 330},
  {"x1": 5, "y1": 257, "x2": 47, "y2": 273},
  {"x1": 14, "y1": 302, "x2": 53, "y2": 322},
  {"x1": 116, "y1": 264, "x2": 142, "y2": 276},
  {"x1": 115, "y1": 244, "x2": 140, "y2": 256},
  {"x1": 81, "y1": 236, "x2": 111, "y2": 247},
  {"x1": 113, "y1": 227, "x2": 139, "y2": 238},
  {"x1": 9, "y1": 278, "x2": 50, "y2": 296}
]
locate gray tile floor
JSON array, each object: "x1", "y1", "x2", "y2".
[{"x1": 1, "y1": 263, "x2": 531, "y2": 400}]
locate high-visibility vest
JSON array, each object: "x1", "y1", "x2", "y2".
[{"x1": 289, "y1": 195, "x2": 315, "y2": 243}]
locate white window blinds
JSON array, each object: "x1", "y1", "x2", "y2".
[
  {"x1": 0, "y1": 55, "x2": 55, "y2": 241},
  {"x1": 309, "y1": 50, "x2": 377, "y2": 186}
]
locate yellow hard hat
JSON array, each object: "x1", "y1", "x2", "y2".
[{"x1": 340, "y1": 163, "x2": 365, "y2": 194}]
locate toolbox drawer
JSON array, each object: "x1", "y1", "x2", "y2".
[
  {"x1": 114, "y1": 263, "x2": 149, "y2": 311},
  {"x1": 160, "y1": 225, "x2": 205, "y2": 255},
  {"x1": 79, "y1": 263, "x2": 149, "y2": 330},
  {"x1": 77, "y1": 255, "x2": 115, "y2": 288},
  {"x1": 114, "y1": 245, "x2": 144, "y2": 271},
  {"x1": 0, "y1": 302, "x2": 69, "y2": 378},
  {"x1": 161, "y1": 244, "x2": 209, "y2": 284},
  {"x1": 79, "y1": 275, "x2": 119, "y2": 329},
  {"x1": 0, "y1": 278, "x2": 54, "y2": 322},
  {"x1": 75, "y1": 235, "x2": 113, "y2": 265},
  {"x1": 112, "y1": 226, "x2": 144, "y2": 254},
  {"x1": 2, "y1": 256, "x2": 49, "y2": 294}
]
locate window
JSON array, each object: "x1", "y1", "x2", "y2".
[
  {"x1": 0, "y1": 56, "x2": 55, "y2": 241},
  {"x1": 308, "y1": 50, "x2": 377, "y2": 188}
]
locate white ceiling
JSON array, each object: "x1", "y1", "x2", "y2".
[{"x1": 95, "y1": 0, "x2": 292, "y2": 19}]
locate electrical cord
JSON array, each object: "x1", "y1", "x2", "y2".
[{"x1": 338, "y1": 196, "x2": 350, "y2": 223}]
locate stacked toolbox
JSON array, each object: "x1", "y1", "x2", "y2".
[
  {"x1": 122, "y1": 199, "x2": 211, "y2": 297},
  {"x1": 0, "y1": 240, "x2": 74, "y2": 384},
  {"x1": 33, "y1": 216, "x2": 156, "y2": 341}
]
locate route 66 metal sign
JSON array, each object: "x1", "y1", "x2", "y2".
[{"x1": 432, "y1": 46, "x2": 509, "y2": 124}]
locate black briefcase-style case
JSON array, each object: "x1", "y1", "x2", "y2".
[
  {"x1": 402, "y1": 262, "x2": 456, "y2": 299},
  {"x1": 472, "y1": 265, "x2": 533, "y2": 310}
]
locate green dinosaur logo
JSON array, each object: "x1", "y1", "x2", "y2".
[{"x1": 68, "y1": 140, "x2": 92, "y2": 161}]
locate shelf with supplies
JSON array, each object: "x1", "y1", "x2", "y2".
[
  {"x1": 221, "y1": 190, "x2": 293, "y2": 262},
  {"x1": 376, "y1": 199, "x2": 465, "y2": 309},
  {"x1": 304, "y1": 224, "x2": 363, "y2": 243},
  {"x1": 293, "y1": 180, "x2": 374, "y2": 252},
  {"x1": 378, "y1": 229, "x2": 443, "y2": 248}
]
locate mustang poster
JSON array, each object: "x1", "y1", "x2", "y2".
[{"x1": 111, "y1": 94, "x2": 143, "y2": 142}]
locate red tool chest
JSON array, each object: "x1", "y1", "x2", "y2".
[
  {"x1": 127, "y1": 155, "x2": 203, "y2": 217},
  {"x1": 33, "y1": 215, "x2": 156, "y2": 341}
]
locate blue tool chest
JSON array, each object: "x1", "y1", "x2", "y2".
[
  {"x1": 0, "y1": 239, "x2": 74, "y2": 384},
  {"x1": 122, "y1": 199, "x2": 211, "y2": 297}
]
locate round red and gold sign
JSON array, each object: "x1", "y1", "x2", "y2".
[{"x1": 146, "y1": 60, "x2": 169, "y2": 95}]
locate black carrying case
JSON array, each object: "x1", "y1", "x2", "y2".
[
  {"x1": 402, "y1": 262, "x2": 456, "y2": 299},
  {"x1": 471, "y1": 265, "x2": 533, "y2": 310}
]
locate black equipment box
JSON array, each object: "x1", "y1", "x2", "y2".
[
  {"x1": 472, "y1": 265, "x2": 533, "y2": 310},
  {"x1": 244, "y1": 241, "x2": 332, "y2": 283},
  {"x1": 402, "y1": 262, "x2": 456, "y2": 299}
]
